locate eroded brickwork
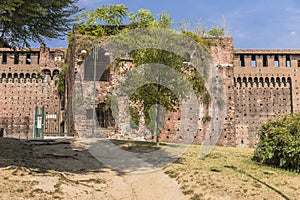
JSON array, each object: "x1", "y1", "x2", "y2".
[{"x1": 67, "y1": 35, "x2": 300, "y2": 147}]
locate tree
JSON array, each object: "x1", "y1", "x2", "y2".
[
  {"x1": 0, "y1": 0, "x2": 79, "y2": 47},
  {"x1": 76, "y1": 5, "x2": 211, "y2": 144},
  {"x1": 76, "y1": 4, "x2": 128, "y2": 36},
  {"x1": 253, "y1": 114, "x2": 300, "y2": 172}
]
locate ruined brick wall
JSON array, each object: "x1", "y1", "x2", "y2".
[
  {"x1": 68, "y1": 34, "x2": 300, "y2": 147},
  {"x1": 69, "y1": 35, "x2": 237, "y2": 144},
  {"x1": 0, "y1": 45, "x2": 65, "y2": 138},
  {"x1": 207, "y1": 37, "x2": 236, "y2": 146}
]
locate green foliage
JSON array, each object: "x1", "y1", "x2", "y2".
[
  {"x1": 202, "y1": 115, "x2": 211, "y2": 123},
  {"x1": 129, "y1": 106, "x2": 140, "y2": 129},
  {"x1": 55, "y1": 63, "x2": 68, "y2": 95},
  {"x1": 128, "y1": 8, "x2": 155, "y2": 28},
  {"x1": 253, "y1": 114, "x2": 300, "y2": 172},
  {"x1": 76, "y1": 5, "x2": 212, "y2": 143},
  {"x1": 78, "y1": 4, "x2": 128, "y2": 26},
  {"x1": 76, "y1": 5, "x2": 173, "y2": 35},
  {"x1": 179, "y1": 19, "x2": 226, "y2": 38},
  {"x1": 130, "y1": 84, "x2": 178, "y2": 124},
  {"x1": 76, "y1": 4, "x2": 128, "y2": 36},
  {"x1": 0, "y1": 0, "x2": 79, "y2": 47},
  {"x1": 205, "y1": 25, "x2": 225, "y2": 37}
]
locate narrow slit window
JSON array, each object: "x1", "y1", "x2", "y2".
[
  {"x1": 2, "y1": 53, "x2": 7, "y2": 64},
  {"x1": 37, "y1": 53, "x2": 40, "y2": 64},
  {"x1": 286, "y1": 55, "x2": 291, "y2": 67},
  {"x1": 274, "y1": 55, "x2": 279, "y2": 67},
  {"x1": 263, "y1": 55, "x2": 268, "y2": 67},
  {"x1": 26, "y1": 53, "x2": 31, "y2": 64},
  {"x1": 14, "y1": 53, "x2": 19, "y2": 64},
  {"x1": 240, "y1": 55, "x2": 245, "y2": 67},
  {"x1": 251, "y1": 55, "x2": 256, "y2": 67},
  {"x1": 297, "y1": 60, "x2": 300, "y2": 67}
]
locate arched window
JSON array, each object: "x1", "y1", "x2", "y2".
[
  {"x1": 42, "y1": 69, "x2": 51, "y2": 76},
  {"x1": 53, "y1": 70, "x2": 59, "y2": 77}
]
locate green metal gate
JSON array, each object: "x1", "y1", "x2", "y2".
[
  {"x1": 33, "y1": 105, "x2": 74, "y2": 139},
  {"x1": 33, "y1": 106, "x2": 45, "y2": 139}
]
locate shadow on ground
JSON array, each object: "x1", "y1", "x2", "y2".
[{"x1": 0, "y1": 138, "x2": 185, "y2": 175}]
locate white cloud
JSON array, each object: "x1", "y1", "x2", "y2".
[{"x1": 290, "y1": 31, "x2": 297, "y2": 36}]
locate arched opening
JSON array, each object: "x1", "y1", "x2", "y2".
[
  {"x1": 53, "y1": 70, "x2": 59, "y2": 77},
  {"x1": 25, "y1": 73, "x2": 30, "y2": 78},
  {"x1": 265, "y1": 77, "x2": 270, "y2": 87},
  {"x1": 259, "y1": 77, "x2": 264, "y2": 87},
  {"x1": 254, "y1": 77, "x2": 258, "y2": 87},
  {"x1": 237, "y1": 77, "x2": 242, "y2": 87},
  {"x1": 276, "y1": 77, "x2": 281, "y2": 87},
  {"x1": 1, "y1": 73, "x2": 6, "y2": 78},
  {"x1": 13, "y1": 73, "x2": 18, "y2": 78},
  {"x1": 271, "y1": 77, "x2": 275, "y2": 87},
  {"x1": 96, "y1": 103, "x2": 115, "y2": 128},
  {"x1": 282, "y1": 77, "x2": 286, "y2": 87},
  {"x1": 7, "y1": 73, "x2": 12, "y2": 78},
  {"x1": 42, "y1": 69, "x2": 51, "y2": 76},
  {"x1": 248, "y1": 77, "x2": 253, "y2": 87},
  {"x1": 32, "y1": 73, "x2": 36, "y2": 78},
  {"x1": 242, "y1": 77, "x2": 247, "y2": 87},
  {"x1": 19, "y1": 73, "x2": 24, "y2": 79}
]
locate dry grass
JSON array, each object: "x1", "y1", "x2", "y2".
[
  {"x1": 164, "y1": 145, "x2": 300, "y2": 200},
  {"x1": 110, "y1": 139, "x2": 165, "y2": 153}
]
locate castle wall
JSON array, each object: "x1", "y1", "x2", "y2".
[
  {"x1": 67, "y1": 34, "x2": 300, "y2": 147},
  {"x1": 233, "y1": 50, "x2": 300, "y2": 147},
  {"x1": 0, "y1": 45, "x2": 65, "y2": 138}
]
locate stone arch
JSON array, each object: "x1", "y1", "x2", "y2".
[
  {"x1": 242, "y1": 77, "x2": 247, "y2": 87},
  {"x1": 276, "y1": 77, "x2": 281, "y2": 87},
  {"x1": 52, "y1": 69, "x2": 60, "y2": 80},
  {"x1": 2, "y1": 73, "x2": 6, "y2": 78},
  {"x1": 7, "y1": 73, "x2": 12, "y2": 78},
  {"x1": 265, "y1": 77, "x2": 270, "y2": 87},
  {"x1": 282, "y1": 77, "x2": 286, "y2": 87},
  {"x1": 25, "y1": 73, "x2": 30, "y2": 78},
  {"x1": 259, "y1": 77, "x2": 264, "y2": 87},
  {"x1": 20, "y1": 73, "x2": 24, "y2": 78},
  {"x1": 254, "y1": 77, "x2": 258, "y2": 87},
  {"x1": 13, "y1": 73, "x2": 18, "y2": 78},
  {"x1": 237, "y1": 77, "x2": 242, "y2": 87},
  {"x1": 42, "y1": 69, "x2": 51, "y2": 76},
  {"x1": 53, "y1": 69, "x2": 59, "y2": 76},
  {"x1": 32, "y1": 73, "x2": 36, "y2": 78},
  {"x1": 287, "y1": 77, "x2": 292, "y2": 87},
  {"x1": 270, "y1": 77, "x2": 275, "y2": 87},
  {"x1": 248, "y1": 77, "x2": 253, "y2": 87}
]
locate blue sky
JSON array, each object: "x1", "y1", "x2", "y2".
[{"x1": 46, "y1": 0, "x2": 300, "y2": 49}]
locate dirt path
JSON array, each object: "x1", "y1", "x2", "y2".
[
  {"x1": 0, "y1": 167, "x2": 186, "y2": 200},
  {"x1": 121, "y1": 171, "x2": 187, "y2": 200},
  {"x1": 0, "y1": 138, "x2": 186, "y2": 200}
]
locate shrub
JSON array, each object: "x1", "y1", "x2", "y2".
[{"x1": 253, "y1": 114, "x2": 300, "y2": 172}]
